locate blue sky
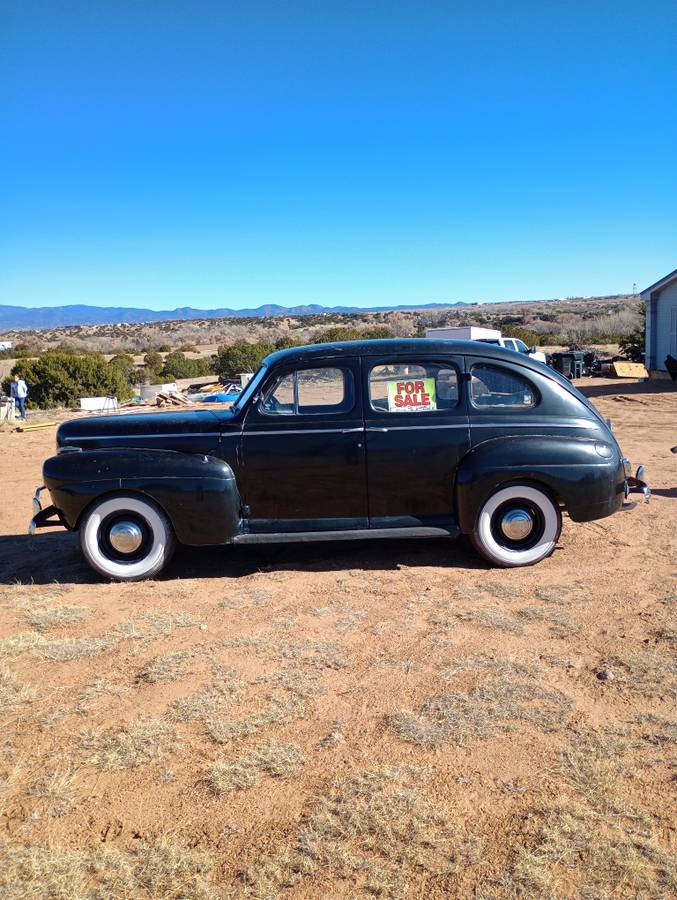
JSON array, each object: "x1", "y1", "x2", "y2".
[{"x1": 2, "y1": 1, "x2": 676, "y2": 310}]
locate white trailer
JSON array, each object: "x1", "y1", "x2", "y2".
[{"x1": 424, "y1": 326, "x2": 547, "y2": 363}]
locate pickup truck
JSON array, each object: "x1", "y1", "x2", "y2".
[{"x1": 425, "y1": 326, "x2": 548, "y2": 363}]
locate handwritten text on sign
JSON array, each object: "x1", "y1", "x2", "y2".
[{"x1": 386, "y1": 378, "x2": 437, "y2": 412}]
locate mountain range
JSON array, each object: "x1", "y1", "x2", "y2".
[{"x1": 0, "y1": 301, "x2": 470, "y2": 332}]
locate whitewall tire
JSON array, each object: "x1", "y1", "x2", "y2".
[
  {"x1": 79, "y1": 494, "x2": 176, "y2": 581},
  {"x1": 470, "y1": 484, "x2": 562, "y2": 567}
]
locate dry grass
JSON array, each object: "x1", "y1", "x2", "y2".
[
  {"x1": 222, "y1": 634, "x2": 348, "y2": 670},
  {"x1": 204, "y1": 667, "x2": 324, "y2": 744},
  {"x1": 491, "y1": 733, "x2": 677, "y2": 897},
  {"x1": 0, "y1": 667, "x2": 35, "y2": 712},
  {"x1": 137, "y1": 650, "x2": 193, "y2": 684},
  {"x1": 23, "y1": 605, "x2": 90, "y2": 631},
  {"x1": 83, "y1": 719, "x2": 178, "y2": 769},
  {"x1": 242, "y1": 766, "x2": 482, "y2": 897},
  {"x1": 0, "y1": 837, "x2": 216, "y2": 899},
  {"x1": 0, "y1": 583, "x2": 72, "y2": 609},
  {"x1": 207, "y1": 699, "x2": 302, "y2": 744},
  {"x1": 604, "y1": 650, "x2": 677, "y2": 698},
  {"x1": 76, "y1": 678, "x2": 130, "y2": 713},
  {"x1": 218, "y1": 588, "x2": 274, "y2": 609},
  {"x1": 516, "y1": 606, "x2": 579, "y2": 636},
  {"x1": 393, "y1": 656, "x2": 571, "y2": 746},
  {"x1": 655, "y1": 622, "x2": 677, "y2": 646},
  {"x1": 170, "y1": 672, "x2": 243, "y2": 722},
  {"x1": 204, "y1": 742, "x2": 303, "y2": 794},
  {"x1": 0, "y1": 631, "x2": 119, "y2": 661},
  {"x1": 454, "y1": 606, "x2": 524, "y2": 635},
  {"x1": 29, "y1": 764, "x2": 77, "y2": 817},
  {"x1": 635, "y1": 713, "x2": 677, "y2": 747},
  {"x1": 317, "y1": 722, "x2": 345, "y2": 749},
  {"x1": 115, "y1": 610, "x2": 205, "y2": 640},
  {"x1": 535, "y1": 585, "x2": 572, "y2": 604}
]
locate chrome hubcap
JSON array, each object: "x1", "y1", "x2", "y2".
[
  {"x1": 108, "y1": 521, "x2": 144, "y2": 554},
  {"x1": 500, "y1": 509, "x2": 534, "y2": 541}
]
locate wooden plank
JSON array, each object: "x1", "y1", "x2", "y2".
[
  {"x1": 611, "y1": 362, "x2": 649, "y2": 378},
  {"x1": 16, "y1": 422, "x2": 57, "y2": 432}
]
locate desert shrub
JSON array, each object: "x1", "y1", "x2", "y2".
[
  {"x1": 3, "y1": 353, "x2": 132, "y2": 408},
  {"x1": 618, "y1": 304, "x2": 645, "y2": 362},
  {"x1": 143, "y1": 350, "x2": 164, "y2": 375},
  {"x1": 274, "y1": 336, "x2": 305, "y2": 350},
  {"x1": 214, "y1": 341, "x2": 273, "y2": 376},
  {"x1": 362, "y1": 327, "x2": 394, "y2": 339},
  {"x1": 313, "y1": 326, "x2": 363, "y2": 343},
  {"x1": 0, "y1": 342, "x2": 42, "y2": 360},
  {"x1": 108, "y1": 353, "x2": 137, "y2": 383},
  {"x1": 161, "y1": 352, "x2": 214, "y2": 379}
]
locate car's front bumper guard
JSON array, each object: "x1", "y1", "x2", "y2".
[
  {"x1": 28, "y1": 485, "x2": 67, "y2": 534},
  {"x1": 625, "y1": 464, "x2": 651, "y2": 503}
]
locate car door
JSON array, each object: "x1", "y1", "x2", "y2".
[
  {"x1": 364, "y1": 355, "x2": 470, "y2": 528},
  {"x1": 240, "y1": 358, "x2": 367, "y2": 532}
]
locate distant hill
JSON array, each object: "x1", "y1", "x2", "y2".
[{"x1": 0, "y1": 301, "x2": 469, "y2": 332}]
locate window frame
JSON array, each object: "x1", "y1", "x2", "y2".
[
  {"x1": 468, "y1": 362, "x2": 540, "y2": 411},
  {"x1": 258, "y1": 365, "x2": 356, "y2": 417},
  {"x1": 367, "y1": 359, "x2": 462, "y2": 416}
]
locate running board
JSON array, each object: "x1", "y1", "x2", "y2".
[{"x1": 231, "y1": 526, "x2": 459, "y2": 545}]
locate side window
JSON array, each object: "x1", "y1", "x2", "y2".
[
  {"x1": 514, "y1": 339, "x2": 530, "y2": 353},
  {"x1": 369, "y1": 363, "x2": 459, "y2": 413},
  {"x1": 261, "y1": 367, "x2": 353, "y2": 416},
  {"x1": 470, "y1": 364, "x2": 538, "y2": 409}
]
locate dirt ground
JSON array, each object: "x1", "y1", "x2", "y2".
[{"x1": 0, "y1": 378, "x2": 675, "y2": 898}]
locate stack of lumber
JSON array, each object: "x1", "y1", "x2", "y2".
[{"x1": 155, "y1": 391, "x2": 192, "y2": 407}]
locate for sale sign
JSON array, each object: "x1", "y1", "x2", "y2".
[{"x1": 386, "y1": 378, "x2": 437, "y2": 412}]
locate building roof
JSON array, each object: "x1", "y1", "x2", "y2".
[{"x1": 640, "y1": 268, "x2": 677, "y2": 297}]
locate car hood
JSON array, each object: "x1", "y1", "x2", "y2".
[{"x1": 56, "y1": 408, "x2": 235, "y2": 452}]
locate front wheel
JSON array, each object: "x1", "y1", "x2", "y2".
[
  {"x1": 470, "y1": 484, "x2": 562, "y2": 567},
  {"x1": 79, "y1": 494, "x2": 176, "y2": 581}
]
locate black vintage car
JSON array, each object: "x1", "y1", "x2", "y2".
[{"x1": 30, "y1": 340, "x2": 649, "y2": 580}]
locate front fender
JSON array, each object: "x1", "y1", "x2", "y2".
[
  {"x1": 456, "y1": 435, "x2": 625, "y2": 532},
  {"x1": 43, "y1": 448, "x2": 241, "y2": 545}
]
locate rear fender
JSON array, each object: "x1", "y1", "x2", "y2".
[
  {"x1": 455, "y1": 435, "x2": 624, "y2": 532},
  {"x1": 42, "y1": 448, "x2": 241, "y2": 545}
]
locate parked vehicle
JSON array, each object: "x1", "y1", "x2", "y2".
[
  {"x1": 30, "y1": 339, "x2": 649, "y2": 580},
  {"x1": 425, "y1": 326, "x2": 548, "y2": 363}
]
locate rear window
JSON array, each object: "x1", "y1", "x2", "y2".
[{"x1": 470, "y1": 364, "x2": 538, "y2": 408}]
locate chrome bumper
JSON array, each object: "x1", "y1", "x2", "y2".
[
  {"x1": 625, "y1": 465, "x2": 651, "y2": 503},
  {"x1": 28, "y1": 485, "x2": 46, "y2": 534},
  {"x1": 28, "y1": 485, "x2": 64, "y2": 533}
]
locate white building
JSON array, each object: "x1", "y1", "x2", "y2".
[
  {"x1": 642, "y1": 269, "x2": 677, "y2": 372},
  {"x1": 0, "y1": 341, "x2": 13, "y2": 352}
]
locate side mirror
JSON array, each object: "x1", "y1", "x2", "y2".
[{"x1": 529, "y1": 346, "x2": 537, "y2": 354}]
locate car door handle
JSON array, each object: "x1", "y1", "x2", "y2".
[
  {"x1": 341, "y1": 427, "x2": 364, "y2": 434},
  {"x1": 367, "y1": 427, "x2": 389, "y2": 433}
]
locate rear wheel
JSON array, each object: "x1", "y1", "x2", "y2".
[
  {"x1": 470, "y1": 484, "x2": 562, "y2": 567},
  {"x1": 79, "y1": 495, "x2": 176, "y2": 581}
]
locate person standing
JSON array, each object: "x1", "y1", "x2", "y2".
[{"x1": 10, "y1": 374, "x2": 28, "y2": 421}]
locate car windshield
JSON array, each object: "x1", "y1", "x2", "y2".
[{"x1": 231, "y1": 364, "x2": 267, "y2": 412}]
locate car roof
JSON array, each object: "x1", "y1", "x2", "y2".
[{"x1": 265, "y1": 338, "x2": 543, "y2": 370}]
